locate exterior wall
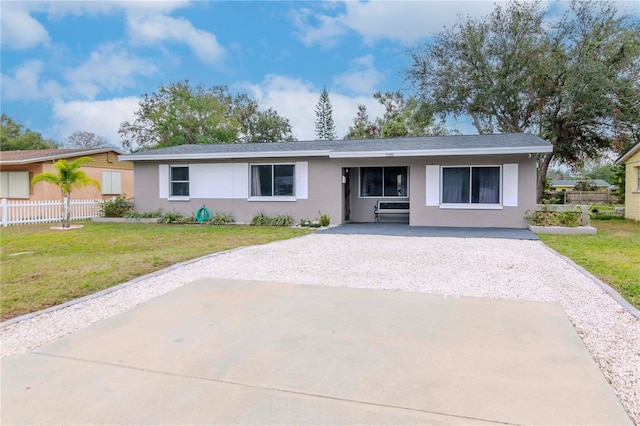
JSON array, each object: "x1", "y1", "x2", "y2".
[
  {"x1": 624, "y1": 150, "x2": 640, "y2": 220},
  {"x1": 0, "y1": 153, "x2": 134, "y2": 200},
  {"x1": 133, "y1": 153, "x2": 537, "y2": 228},
  {"x1": 407, "y1": 154, "x2": 536, "y2": 228},
  {"x1": 133, "y1": 158, "x2": 342, "y2": 225}
]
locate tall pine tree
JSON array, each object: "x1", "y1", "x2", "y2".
[{"x1": 314, "y1": 86, "x2": 337, "y2": 140}]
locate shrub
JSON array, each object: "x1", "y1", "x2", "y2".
[
  {"x1": 270, "y1": 214, "x2": 294, "y2": 227},
  {"x1": 525, "y1": 208, "x2": 581, "y2": 227},
  {"x1": 251, "y1": 212, "x2": 272, "y2": 226},
  {"x1": 124, "y1": 210, "x2": 161, "y2": 219},
  {"x1": 100, "y1": 195, "x2": 134, "y2": 218},
  {"x1": 319, "y1": 212, "x2": 330, "y2": 227},
  {"x1": 208, "y1": 212, "x2": 234, "y2": 225},
  {"x1": 159, "y1": 211, "x2": 185, "y2": 224}
]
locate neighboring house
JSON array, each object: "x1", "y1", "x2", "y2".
[
  {"x1": 0, "y1": 148, "x2": 134, "y2": 200},
  {"x1": 549, "y1": 179, "x2": 611, "y2": 192},
  {"x1": 616, "y1": 142, "x2": 640, "y2": 221},
  {"x1": 120, "y1": 133, "x2": 553, "y2": 228}
]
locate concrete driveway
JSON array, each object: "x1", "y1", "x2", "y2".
[{"x1": 1, "y1": 278, "x2": 631, "y2": 425}]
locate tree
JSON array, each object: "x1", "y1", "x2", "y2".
[
  {"x1": 31, "y1": 157, "x2": 100, "y2": 228},
  {"x1": 65, "y1": 131, "x2": 109, "y2": 148},
  {"x1": 1, "y1": 114, "x2": 58, "y2": 151},
  {"x1": 345, "y1": 105, "x2": 378, "y2": 139},
  {"x1": 315, "y1": 86, "x2": 337, "y2": 140},
  {"x1": 344, "y1": 92, "x2": 448, "y2": 139},
  {"x1": 611, "y1": 164, "x2": 626, "y2": 204},
  {"x1": 234, "y1": 95, "x2": 295, "y2": 143},
  {"x1": 119, "y1": 81, "x2": 294, "y2": 151},
  {"x1": 405, "y1": 1, "x2": 640, "y2": 201}
]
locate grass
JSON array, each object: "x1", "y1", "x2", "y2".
[
  {"x1": 539, "y1": 218, "x2": 640, "y2": 309},
  {"x1": 0, "y1": 222, "x2": 313, "y2": 321}
]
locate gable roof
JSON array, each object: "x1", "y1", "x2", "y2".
[
  {"x1": 550, "y1": 179, "x2": 611, "y2": 188},
  {"x1": 0, "y1": 148, "x2": 124, "y2": 165},
  {"x1": 616, "y1": 142, "x2": 640, "y2": 165},
  {"x1": 120, "y1": 133, "x2": 552, "y2": 161}
]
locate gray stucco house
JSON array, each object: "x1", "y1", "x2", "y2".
[{"x1": 119, "y1": 133, "x2": 552, "y2": 228}]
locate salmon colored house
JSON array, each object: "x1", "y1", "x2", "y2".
[{"x1": 0, "y1": 148, "x2": 134, "y2": 200}]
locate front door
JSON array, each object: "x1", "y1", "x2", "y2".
[{"x1": 343, "y1": 168, "x2": 351, "y2": 221}]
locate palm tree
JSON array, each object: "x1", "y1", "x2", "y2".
[{"x1": 32, "y1": 157, "x2": 100, "y2": 228}]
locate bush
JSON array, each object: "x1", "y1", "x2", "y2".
[
  {"x1": 270, "y1": 214, "x2": 294, "y2": 226},
  {"x1": 251, "y1": 212, "x2": 272, "y2": 226},
  {"x1": 100, "y1": 195, "x2": 134, "y2": 218},
  {"x1": 251, "y1": 212, "x2": 294, "y2": 226},
  {"x1": 123, "y1": 210, "x2": 161, "y2": 219},
  {"x1": 319, "y1": 212, "x2": 330, "y2": 227},
  {"x1": 208, "y1": 212, "x2": 234, "y2": 225},
  {"x1": 159, "y1": 211, "x2": 187, "y2": 224},
  {"x1": 525, "y1": 209, "x2": 581, "y2": 227}
]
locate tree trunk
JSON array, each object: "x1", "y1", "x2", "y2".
[
  {"x1": 63, "y1": 192, "x2": 71, "y2": 228},
  {"x1": 536, "y1": 153, "x2": 554, "y2": 203}
]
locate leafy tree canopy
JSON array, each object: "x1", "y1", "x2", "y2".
[
  {"x1": 1, "y1": 114, "x2": 58, "y2": 151},
  {"x1": 315, "y1": 86, "x2": 337, "y2": 140},
  {"x1": 119, "y1": 81, "x2": 295, "y2": 151},
  {"x1": 345, "y1": 92, "x2": 448, "y2": 140},
  {"x1": 405, "y1": 0, "x2": 640, "y2": 200},
  {"x1": 65, "y1": 131, "x2": 110, "y2": 149}
]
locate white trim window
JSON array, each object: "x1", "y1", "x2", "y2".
[
  {"x1": 0, "y1": 171, "x2": 30, "y2": 199},
  {"x1": 250, "y1": 164, "x2": 295, "y2": 198},
  {"x1": 441, "y1": 166, "x2": 501, "y2": 206},
  {"x1": 102, "y1": 171, "x2": 122, "y2": 195},
  {"x1": 170, "y1": 166, "x2": 189, "y2": 197},
  {"x1": 360, "y1": 166, "x2": 408, "y2": 197}
]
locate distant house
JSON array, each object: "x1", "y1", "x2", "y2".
[
  {"x1": 0, "y1": 148, "x2": 134, "y2": 200},
  {"x1": 120, "y1": 133, "x2": 553, "y2": 228},
  {"x1": 549, "y1": 179, "x2": 611, "y2": 192},
  {"x1": 616, "y1": 142, "x2": 640, "y2": 221}
]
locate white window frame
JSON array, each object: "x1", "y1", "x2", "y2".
[
  {"x1": 169, "y1": 165, "x2": 190, "y2": 200},
  {"x1": 359, "y1": 166, "x2": 409, "y2": 198},
  {"x1": 0, "y1": 171, "x2": 30, "y2": 199},
  {"x1": 636, "y1": 167, "x2": 640, "y2": 192},
  {"x1": 102, "y1": 171, "x2": 122, "y2": 195},
  {"x1": 440, "y1": 165, "x2": 503, "y2": 210},
  {"x1": 249, "y1": 163, "x2": 296, "y2": 202}
]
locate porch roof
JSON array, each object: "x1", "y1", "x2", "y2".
[{"x1": 120, "y1": 133, "x2": 552, "y2": 161}]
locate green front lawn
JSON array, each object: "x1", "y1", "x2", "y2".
[
  {"x1": 0, "y1": 222, "x2": 313, "y2": 321},
  {"x1": 539, "y1": 219, "x2": 640, "y2": 309}
]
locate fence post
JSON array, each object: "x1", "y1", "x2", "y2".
[{"x1": 1, "y1": 198, "x2": 7, "y2": 227}]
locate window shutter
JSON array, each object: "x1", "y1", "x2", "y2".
[
  {"x1": 295, "y1": 161, "x2": 308, "y2": 199},
  {"x1": 503, "y1": 164, "x2": 518, "y2": 206},
  {"x1": 233, "y1": 163, "x2": 249, "y2": 199},
  {"x1": 159, "y1": 165, "x2": 169, "y2": 199},
  {"x1": 425, "y1": 165, "x2": 440, "y2": 206}
]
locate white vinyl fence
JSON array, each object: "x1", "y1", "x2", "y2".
[{"x1": 1, "y1": 198, "x2": 102, "y2": 227}]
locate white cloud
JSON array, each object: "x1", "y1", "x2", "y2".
[
  {"x1": 0, "y1": 2, "x2": 49, "y2": 49},
  {"x1": 127, "y1": 13, "x2": 225, "y2": 65},
  {"x1": 291, "y1": 8, "x2": 348, "y2": 48},
  {"x1": 52, "y1": 97, "x2": 140, "y2": 147},
  {"x1": 333, "y1": 54, "x2": 384, "y2": 95},
  {"x1": 241, "y1": 75, "x2": 385, "y2": 141},
  {"x1": 1, "y1": 60, "x2": 63, "y2": 101},
  {"x1": 292, "y1": 1, "x2": 505, "y2": 46},
  {"x1": 64, "y1": 44, "x2": 158, "y2": 100}
]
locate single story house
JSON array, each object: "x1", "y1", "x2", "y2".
[
  {"x1": 0, "y1": 148, "x2": 134, "y2": 200},
  {"x1": 549, "y1": 179, "x2": 611, "y2": 192},
  {"x1": 615, "y1": 142, "x2": 640, "y2": 221},
  {"x1": 120, "y1": 133, "x2": 553, "y2": 228}
]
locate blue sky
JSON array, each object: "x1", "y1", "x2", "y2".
[{"x1": 2, "y1": 1, "x2": 638, "y2": 147}]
